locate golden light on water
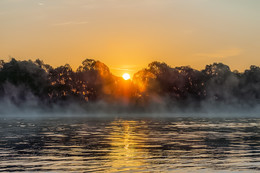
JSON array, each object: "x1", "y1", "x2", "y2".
[
  {"x1": 106, "y1": 120, "x2": 149, "y2": 172},
  {"x1": 122, "y1": 73, "x2": 131, "y2": 80}
]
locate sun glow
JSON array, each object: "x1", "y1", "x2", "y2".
[{"x1": 122, "y1": 73, "x2": 130, "y2": 80}]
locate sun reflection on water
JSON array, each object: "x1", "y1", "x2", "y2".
[
  {"x1": 1, "y1": 118, "x2": 260, "y2": 172},
  {"x1": 105, "y1": 120, "x2": 149, "y2": 172}
]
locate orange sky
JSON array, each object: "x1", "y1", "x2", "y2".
[{"x1": 0, "y1": 0, "x2": 260, "y2": 77}]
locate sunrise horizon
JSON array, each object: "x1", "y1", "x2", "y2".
[
  {"x1": 1, "y1": 1, "x2": 260, "y2": 172},
  {"x1": 1, "y1": 55, "x2": 258, "y2": 78},
  {"x1": 1, "y1": 0, "x2": 260, "y2": 78}
]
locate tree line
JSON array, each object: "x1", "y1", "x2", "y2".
[{"x1": 0, "y1": 58, "x2": 259, "y2": 112}]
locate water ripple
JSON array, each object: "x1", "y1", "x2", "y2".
[{"x1": 0, "y1": 117, "x2": 259, "y2": 172}]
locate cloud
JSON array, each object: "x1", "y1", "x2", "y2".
[
  {"x1": 195, "y1": 48, "x2": 243, "y2": 59},
  {"x1": 111, "y1": 64, "x2": 140, "y2": 72},
  {"x1": 53, "y1": 21, "x2": 89, "y2": 26},
  {"x1": 110, "y1": 67, "x2": 136, "y2": 72}
]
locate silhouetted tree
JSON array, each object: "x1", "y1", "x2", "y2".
[
  {"x1": 0, "y1": 58, "x2": 259, "y2": 112},
  {"x1": 0, "y1": 58, "x2": 50, "y2": 105}
]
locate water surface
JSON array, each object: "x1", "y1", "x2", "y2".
[{"x1": 0, "y1": 117, "x2": 259, "y2": 172}]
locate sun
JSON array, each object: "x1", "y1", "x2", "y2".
[{"x1": 122, "y1": 73, "x2": 130, "y2": 80}]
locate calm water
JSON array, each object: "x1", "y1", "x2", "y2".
[{"x1": 0, "y1": 117, "x2": 260, "y2": 172}]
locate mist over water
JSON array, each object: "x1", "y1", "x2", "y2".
[
  {"x1": 0, "y1": 59, "x2": 260, "y2": 172},
  {"x1": 0, "y1": 58, "x2": 260, "y2": 117}
]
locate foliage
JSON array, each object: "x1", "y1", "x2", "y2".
[{"x1": 0, "y1": 58, "x2": 259, "y2": 111}]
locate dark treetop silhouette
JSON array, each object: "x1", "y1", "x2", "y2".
[{"x1": 0, "y1": 58, "x2": 260, "y2": 114}]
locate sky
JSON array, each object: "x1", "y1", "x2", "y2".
[{"x1": 0, "y1": 0, "x2": 260, "y2": 76}]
